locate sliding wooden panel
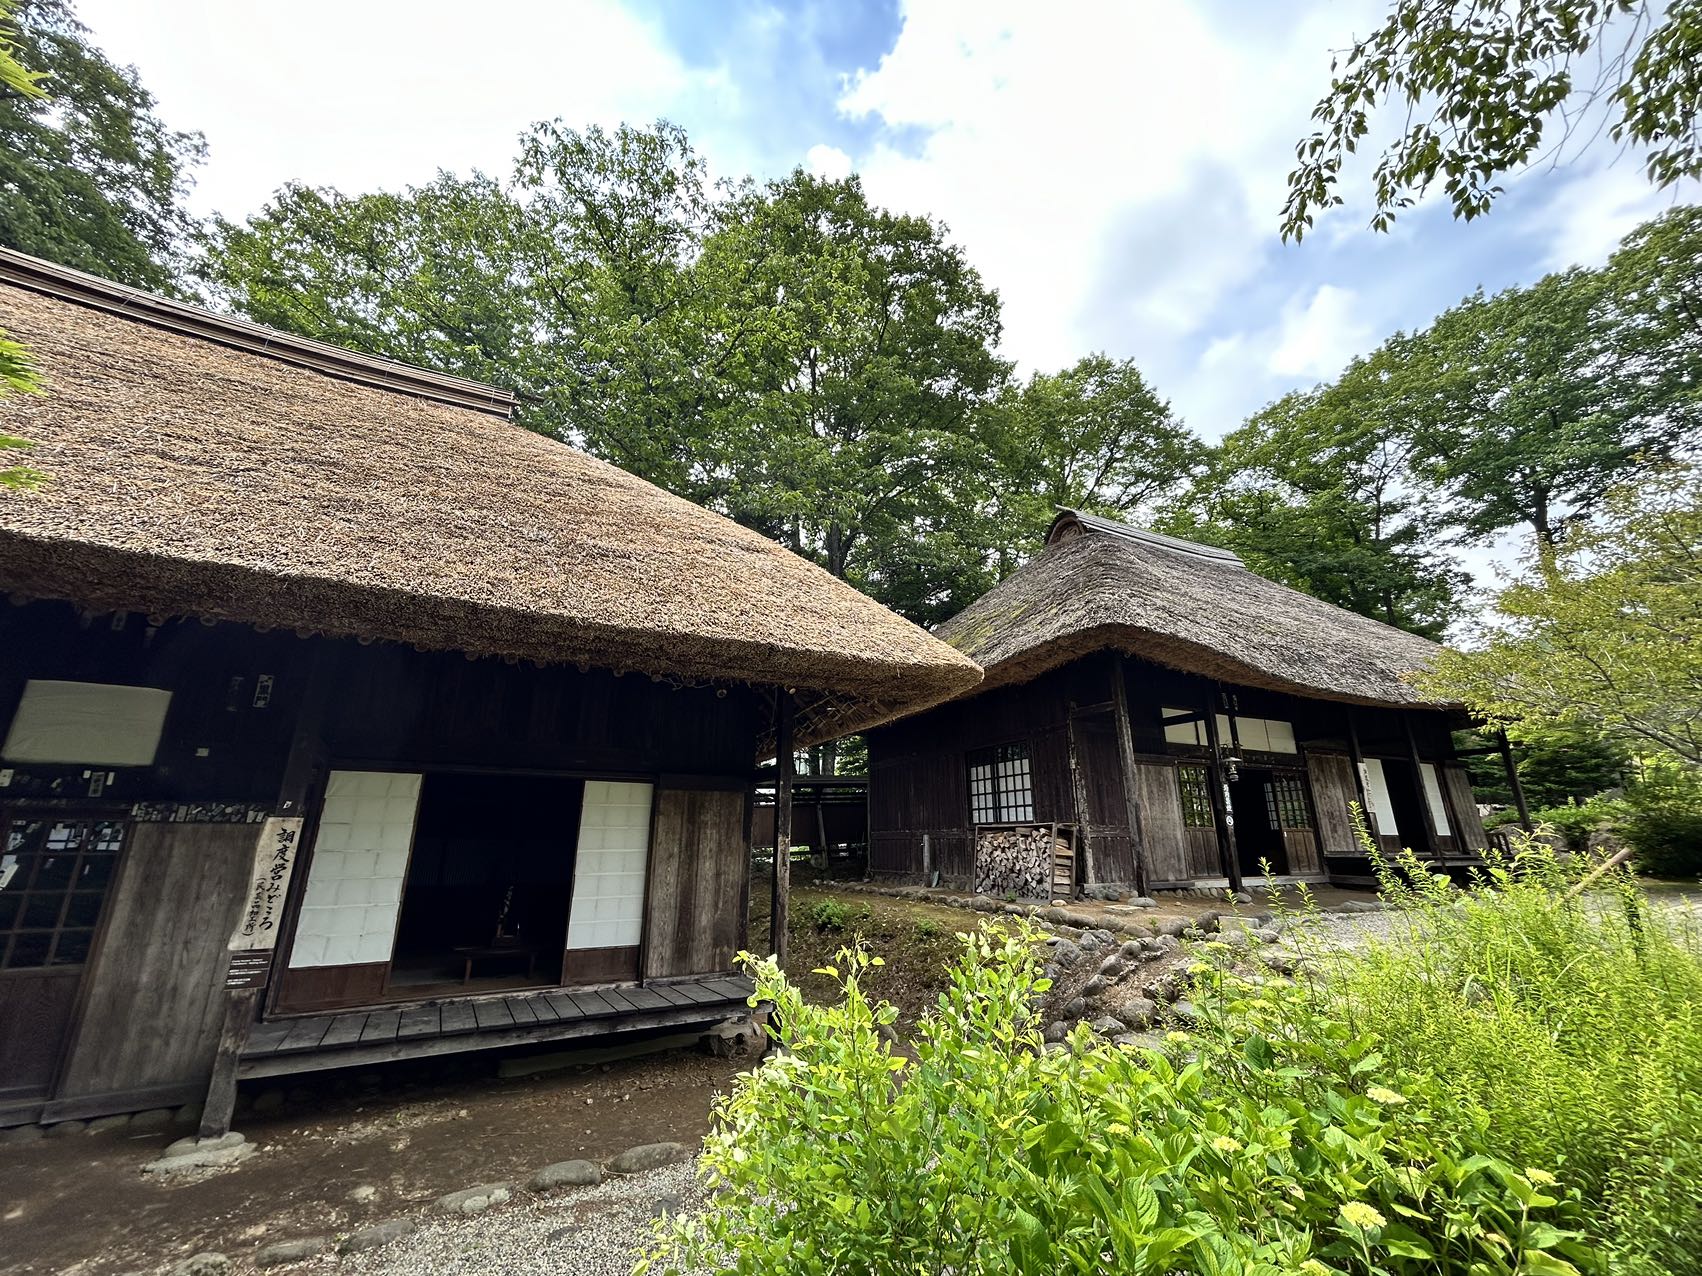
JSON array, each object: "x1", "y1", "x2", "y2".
[
  {"x1": 643, "y1": 787, "x2": 746, "y2": 981},
  {"x1": 1306, "y1": 752, "x2": 1361, "y2": 859}
]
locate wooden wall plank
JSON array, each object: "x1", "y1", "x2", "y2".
[
  {"x1": 645, "y1": 787, "x2": 746, "y2": 980},
  {"x1": 55, "y1": 823, "x2": 259, "y2": 1102},
  {"x1": 1307, "y1": 752, "x2": 1361, "y2": 859},
  {"x1": 1129, "y1": 763, "x2": 1190, "y2": 884},
  {"x1": 1442, "y1": 765, "x2": 1488, "y2": 851}
]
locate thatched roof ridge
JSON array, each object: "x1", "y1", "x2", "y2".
[
  {"x1": 934, "y1": 508, "x2": 1447, "y2": 708},
  {"x1": 0, "y1": 250, "x2": 980, "y2": 742}
]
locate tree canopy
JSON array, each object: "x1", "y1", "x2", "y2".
[
  {"x1": 0, "y1": 0, "x2": 204, "y2": 290},
  {"x1": 1284, "y1": 0, "x2": 1702, "y2": 238},
  {"x1": 1419, "y1": 465, "x2": 1702, "y2": 767}
]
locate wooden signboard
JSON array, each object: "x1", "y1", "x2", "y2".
[{"x1": 227, "y1": 816, "x2": 303, "y2": 959}]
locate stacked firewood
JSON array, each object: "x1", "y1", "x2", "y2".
[{"x1": 974, "y1": 825, "x2": 1052, "y2": 900}]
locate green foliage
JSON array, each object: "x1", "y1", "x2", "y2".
[
  {"x1": 1167, "y1": 353, "x2": 1467, "y2": 637},
  {"x1": 1342, "y1": 838, "x2": 1702, "y2": 1272},
  {"x1": 1462, "y1": 726, "x2": 1629, "y2": 810},
  {"x1": 645, "y1": 926, "x2": 1595, "y2": 1275},
  {"x1": 1618, "y1": 764, "x2": 1702, "y2": 877},
  {"x1": 0, "y1": 0, "x2": 204, "y2": 290},
  {"x1": 1283, "y1": 0, "x2": 1702, "y2": 238},
  {"x1": 805, "y1": 899, "x2": 850, "y2": 933},
  {"x1": 1420, "y1": 465, "x2": 1702, "y2": 767},
  {"x1": 0, "y1": 4, "x2": 43, "y2": 492},
  {"x1": 987, "y1": 353, "x2": 1204, "y2": 564},
  {"x1": 1527, "y1": 797, "x2": 1618, "y2": 852}
]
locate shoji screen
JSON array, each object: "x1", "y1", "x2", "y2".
[
  {"x1": 289, "y1": 771, "x2": 421, "y2": 968},
  {"x1": 1419, "y1": 763, "x2": 1453, "y2": 836},
  {"x1": 566, "y1": 780, "x2": 653, "y2": 952},
  {"x1": 1360, "y1": 759, "x2": 1399, "y2": 838}
]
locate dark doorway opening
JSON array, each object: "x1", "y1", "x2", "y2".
[
  {"x1": 389, "y1": 773, "x2": 582, "y2": 993},
  {"x1": 1380, "y1": 760, "x2": 1432, "y2": 854},
  {"x1": 1227, "y1": 768, "x2": 1289, "y2": 876}
]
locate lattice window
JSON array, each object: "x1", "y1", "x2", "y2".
[
  {"x1": 0, "y1": 816, "x2": 124, "y2": 969},
  {"x1": 1177, "y1": 765, "x2": 1214, "y2": 828},
  {"x1": 1265, "y1": 775, "x2": 1313, "y2": 830},
  {"x1": 967, "y1": 743, "x2": 1033, "y2": 823}
]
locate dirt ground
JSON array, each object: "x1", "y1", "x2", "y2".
[{"x1": 0, "y1": 1039, "x2": 747, "y2": 1276}]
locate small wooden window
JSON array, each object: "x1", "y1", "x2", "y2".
[
  {"x1": 967, "y1": 744, "x2": 1033, "y2": 823},
  {"x1": 0, "y1": 817, "x2": 124, "y2": 969},
  {"x1": 1177, "y1": 765, "x2": 1214, "y2": 828},
  {"x1": 1265, "y1": 776, "x2": 1312, "y2": 830}
]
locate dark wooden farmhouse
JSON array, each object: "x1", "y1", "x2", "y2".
[
  {"x1": 867, "y1": 511, "x2": 1504, "y2": 898},
  {"x1": 0, "y1": 250, "x2": 979, "y2": 1133}
]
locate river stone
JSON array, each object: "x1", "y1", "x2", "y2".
[
  {"x1": 1, "y1": 1124, "x2": 43, "y2": 1144},
  {"x1": 1156, "y1": 917, "x2": 1189, "y2": 938},
  {"x1": 339, "y1": 1219, "x2": 416, "y2": 1254},
  {"x1": 1088, "y1": 1016, "x2": 1124, "y2": 1037},
  {"x1": 1117, "y1": 998, "x2": 1159, "y2": 1029},
  {"x1": 529, "y1": 1159, "x2": 603, "y2": 1192},
  {"x1": 130, "y1": 1108, "x2": 174, "y2": 1132},
  {"x1": 1149, "y1": 933, "x2": 1181, "y2": 956},
  {"x1": 86, "y1": 1113, "x2": 132, "y2": 1135},
  {"x1": 1250, "y1": 927, "x2": 1281, "y2": 944},
  {"x1": 608, "y1": 1141, "x2": 689, "y2": 1175},
  {"x1": 433, "y1": 1182, "x2": 512, "y2": 1214},
  {"x1": 1080, "y1": 977, "x2": 1107, "y2": 997},
  {"x1": 1042, "y1": 1020, "x2": 1070, "y2": 1044},
  {"x1": 171, "y1": 1254, "x2": 229, "y2": 1276},
  {"x1": 255, "y1": 1237, "x2": 329, "y2": 1267},
  {"x1": 46, "y1": 1120, "x2": 87, "y2": 1137}
]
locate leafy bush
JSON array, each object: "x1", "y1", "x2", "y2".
[
  {"x1": 913, "y1": 916, "x2": 943, "y2": 939},
  {"x1": 805, "y1": 899, "x2": 849, "y2": 932},
  {"x1": 642, "y1": 924, "x2": 1596, "y2": 1275},
  {"x1": 1618, "y1": 766, "x2": 1702, "y2": 878},
  {"x1": 1525, "y1": 796, "x2": 1619, "y2": 853},
  {"x1": 1326, "y1": 840, "x2": 1702, "y2": 1274}
]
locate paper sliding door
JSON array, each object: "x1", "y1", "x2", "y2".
[{"x1": 563, "y1": 780, "x2": 652, "y2": 984}]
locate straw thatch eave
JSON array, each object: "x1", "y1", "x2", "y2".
[
  {"x1": 0, "y1": 252, "x2": 980, "y2": 745},
  {"x1": 934, "y1": 514, "x2": 1451, "y2": 711}
]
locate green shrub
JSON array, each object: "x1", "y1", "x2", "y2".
[
  {"x1": 805, "y1": 899, "x2": 849, "y2": 932},
  {"x1": 913, "y1": 916, "x2": 943, "y2": 939},
  {"x1": 1526, "y1": 796, "x2": 1619, "y2": 853},
  {"x1": 1329, "y1": 837, "x2": 1702, "y2": 1274},
  {"x1": 1619, "y1": 766, "x2": 1702, "y2": 878},
  {"x1": 642, "y1": 925, "x2": 1594, "y2": 1275}
]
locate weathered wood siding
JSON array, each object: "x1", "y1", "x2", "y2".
[
  {"x1": 1130, "y1": 763, "x2": 1189, "y2": 884},
  {"x1": 56, "y1": 822, "x2": 258, "y2": 1105},
  {"x1": 1307, "y1": 752, "x2": 1361, "y2": 859},
  {"x1": 644, "y1": 786, "x2": 748, "y2": 980},
  {"x1": 1442, "y1": 764, "x2": 1488, "y2": 851}
]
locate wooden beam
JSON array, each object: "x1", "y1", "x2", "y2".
[
  {"x1": 1403, "y1": 716, "x2": 1440, "y2": 858},
  {"x1": 770, "y1": 689, "x2": 795, "y2": 967},
  {"x1": 1064, "y1": 704, "x2": 1097, "y2": 886},
  {"x1": 1345, "y1": 706, "x2": 1372, "y2": 816},
  {"x1": 1201, "y1": 687, "x2": 1244, "y2": 894},
  {"x1": 1498, "y1": 729, "x2": 1533, "y2": 832},
  {"x1": 1108, "y1": 657, "x2": 1149, "y2": 898}
]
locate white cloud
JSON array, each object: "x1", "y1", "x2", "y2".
[
  {"x1": 835, "y1": 0, "x2": 1381, "y2": 381},
  {"x1": 73, "y1": 0, "x2": 717, "y2": 217},
  {"x1": 1267, "y1": 285, "x2": 1373, "y2": 379},
  {"x1": 804, "y1": 143, "x2": 853, "y2": 180},
  {"x1": 1527, "y1": 161, "x2": 1692, "y2": 271}
]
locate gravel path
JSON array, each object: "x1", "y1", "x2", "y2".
[{"x1": 310, "y1": 1162, "x2": 704, "y2": 1276}]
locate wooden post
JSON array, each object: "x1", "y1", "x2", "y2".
[
  {"x1": 1064, "y1": 704, "x2": 1097, "y2": 886},
  {"x1": 200, "y1": 646, "x2": 331, "y2": 1139},
  {"x1": 1498, "y1": 728, "x2": 1533, "y2": 832},
  {"x1": 770, "y1": 689, "x2": 795, "y2": 967},
  {"x1": 1403, "y1": 715, "x2": 1440, "y2": 859},
  {"x1": 1108, "y1": 656, "x2": 1149, "y2": 898},
  {"x1": 1345, "y1": 705, "x2": 1372, "y2": 821},
  {"x1": 1201, "y1": 687, "x2": 1244, "y2": 894}
]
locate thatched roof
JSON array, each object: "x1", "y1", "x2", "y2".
[
  {"x1": 0, "y1": 249, "x2": 979, "y2": 743},
  {"x1": 935, "y1": 509, "x2": 1447, "y2": 708}
]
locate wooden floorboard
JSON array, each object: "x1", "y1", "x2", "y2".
[
  {"x1": 359, "y1": 1009, "x2": 401, "y2": 1044},
  {"x1": 277, "y1": 1016, "x2": 334, "y2": 1054},
  {"x1": 397, "y1": 1006, "x2": 441, "y2": 1040},
  {"x1": 241, "y1": 975, "x2": 748, "y2": 1068},
  {"x1": 317, "y1": 1013, "x2": 371, "y2": 1049}
]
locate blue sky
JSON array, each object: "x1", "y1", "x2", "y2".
[{"x1": 78, "y1": 0, "x2": 1698, "y2": 440}]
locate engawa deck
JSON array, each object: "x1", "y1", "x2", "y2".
[{"x1": 237, "y1": 975, "x2": 756, "y2": 1079}]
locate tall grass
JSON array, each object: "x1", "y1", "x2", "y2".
[{"x1": 1259, "y1": 834, "x2": 1702, "y2": 1274}]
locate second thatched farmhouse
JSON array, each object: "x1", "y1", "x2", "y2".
[
  {"x1": 865, "y1": 510, "x2": 1514, "y2": 899},
  {"x1": 0, "y1": 249, "x2": 980, "y2": 1137}
]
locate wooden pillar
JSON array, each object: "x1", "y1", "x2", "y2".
[
  {"x1": 1345, "y1": 705, "x2": 1372, "y2": 825},
  {"x1": 770, "y1": 689, "x2": 795, "y2": 966},
  {"x1": 1108, "y1": 657, "x2": 1149, "y2": 898},
  {"x1": 1498, "y1": 728, "x2": 1533, "y2": 832},
  {"x1": 1064, "y1": 704, "x2": 1097, "y2": 886},
  {"x1": 1201, "y1": 686, "x2": 1244, "y2": 894},
  {"x1": 200, "y1": 646, "x2": 331, "y2": 1139},
  {"x1": 1403, "y1": 715, "x2": 1439, "y2": 858}
]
